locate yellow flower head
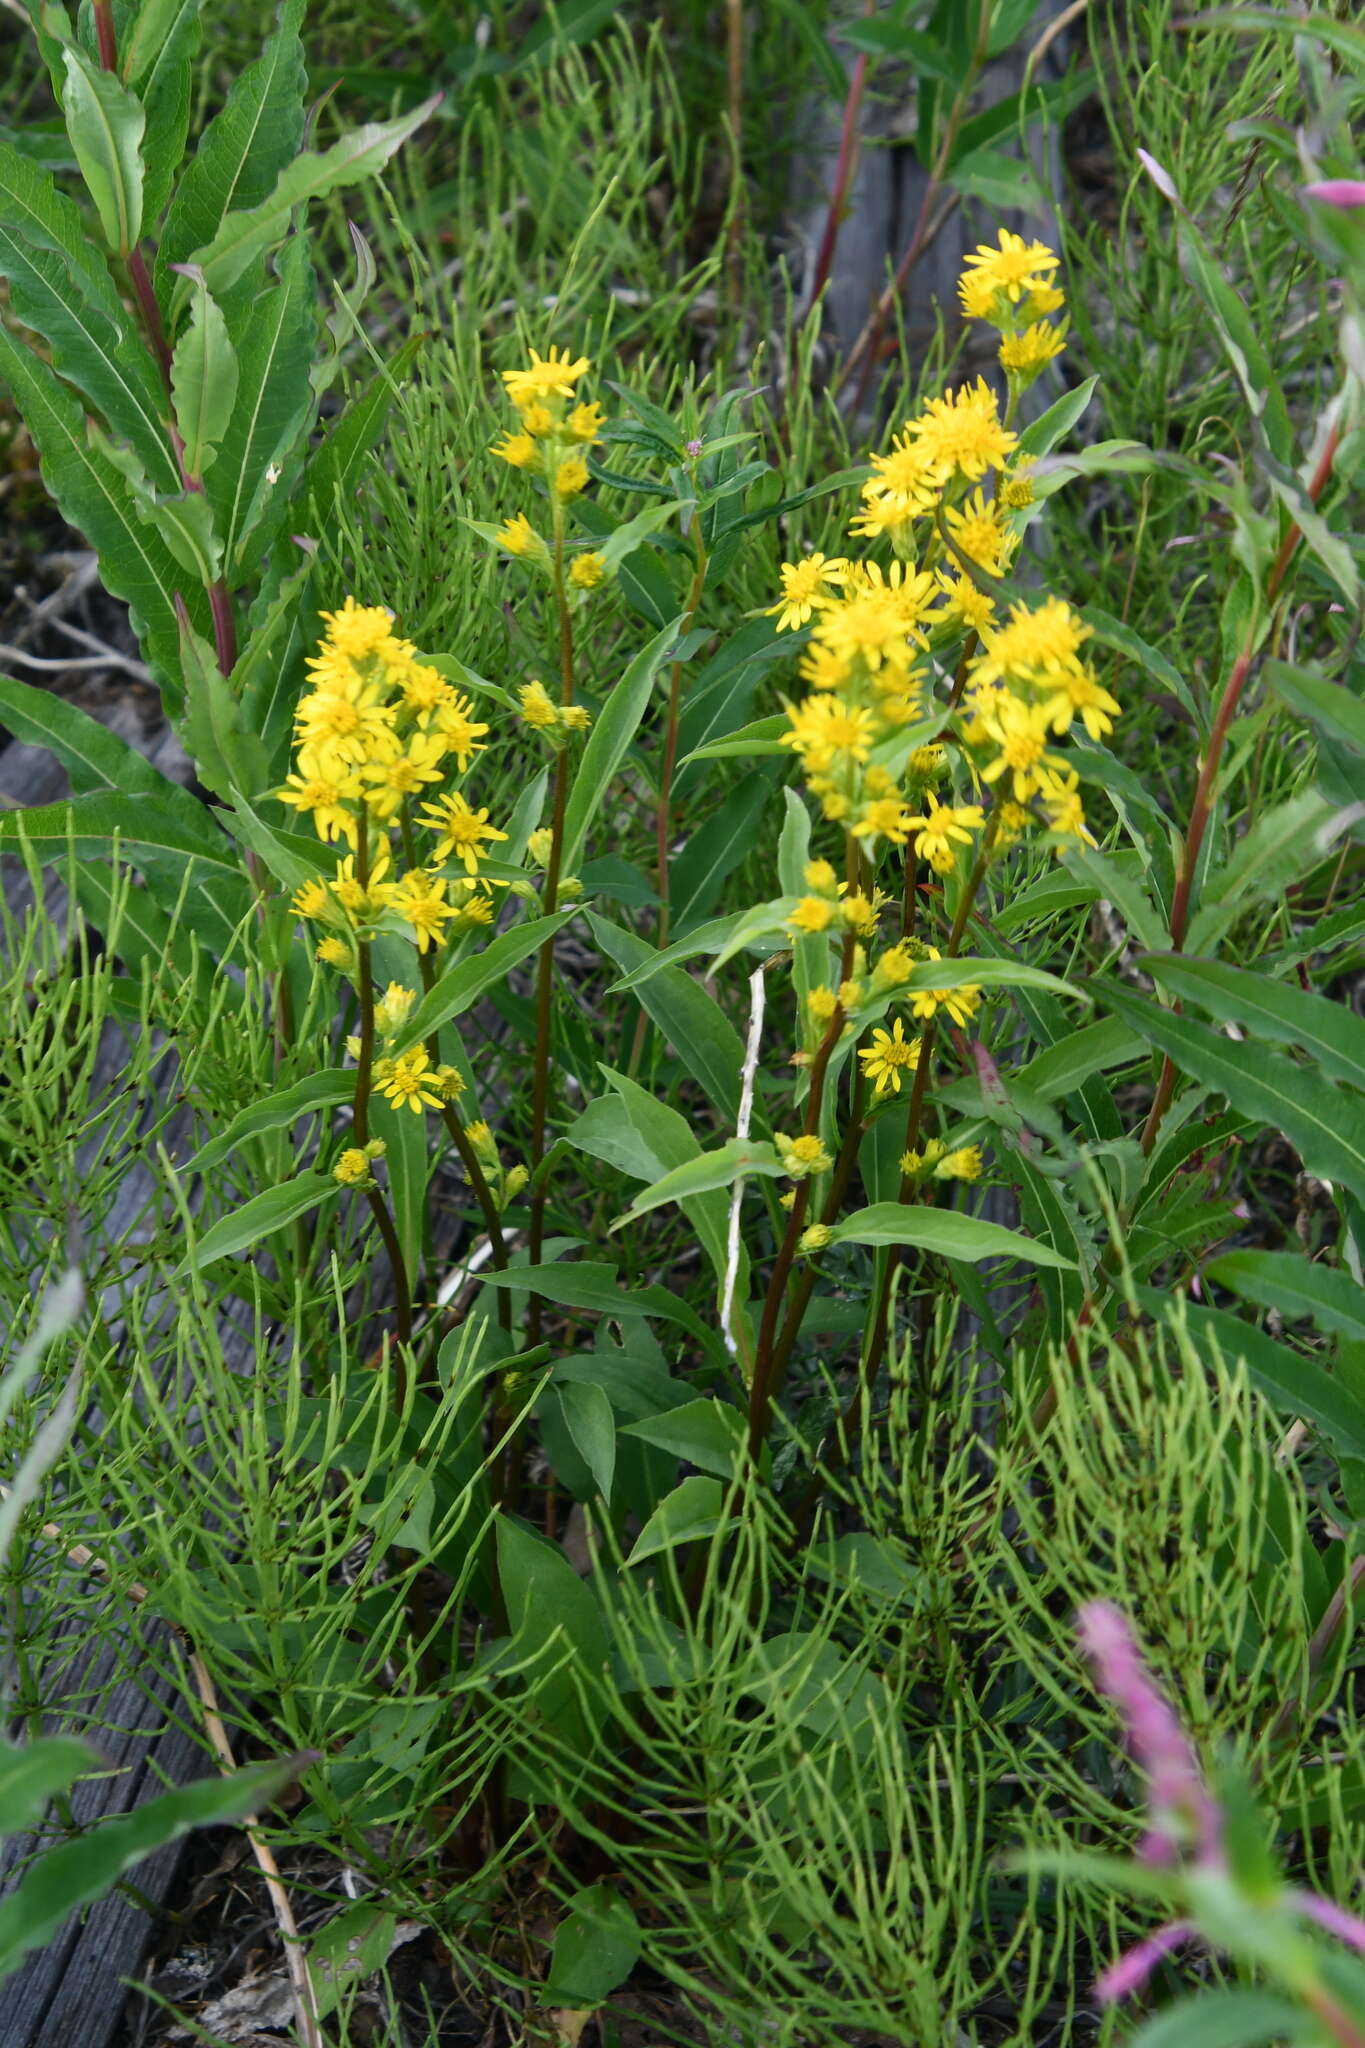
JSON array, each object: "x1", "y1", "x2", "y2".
[
  {"x1": 276, "y1": 762, "x2": 362, "y2": 844},
  {"x1": 807, "y1": 986, "x2": 839, "y2": 1024},
  {"x1": 973, "y1": 596, "x2": 1092, "y2": 690},
  {"x1": 362, "y1": 731, "x2": 448, "y2": 819},
  {"x1": 560, "y1": 703, "x2": 591, "y2": 733},
  {"x1": 554, "y1": 453, "x2": 590, "y2": 498},
  {"x1": 788, "y1": 895, "x2": 837, "y2": 935},
  {"x1": 566, "y1": 401, "x2": 605, "y2": 444},
  {"x1": 960, "y1": 230, "x2": 1060, "y2": 308},
  {"x1": 527, "y1": 827, "x2": 554, "y2": 867},
  {"x1": 977, "y1": 695, "x2": 1060, "y2": 803},
  {"x1": 291, "y1": 878, "x2": 333, "y2": 922},
  {"x1": 519, "y1": 679, "x2": 561, "y2": 733},
  {"x1": 904, "y1": 794, "x2": 985, "y2": 865},
  {"x1": 1000, "y1": 323, "x2": 1067, "y2": 378},
  {"x1": 431, "y1": 690, "x2": 490, "y2": 770},
  {"x1": 501, "y1": 346, "x2": 592, "y2": 406},
  {"x1": 858, "y1": 1017, "x2": 922, "y2": 1096},
  {"x1": 782, "y1": 695, "x2": 877, "y2": 774},
  {"x1": 492, "y1": 431, "x2": 539, "y2": 469},
  {"x1": 317, "y1": 597, "x2": 398, "y2": 661},
  {"x1": 317, "y1": 935, "x2": 353, "y2": 969},
  {"x1": 418, "y1": 791, "x2": 509, "y2": 873},
  {"x1": 570, "y1": 551, "x2": 607, "y2": 590},
  {"x1": 390, "y1": 869, "x2": 458, "y2": 953},
  {"x1": 945, "y1": 488, "x2": 1014, "y2": 578},
  {"x1": 907, "y1": 378, "x2": 1018, "y2": 481},
  {"x1": 934, "y1": 1145, "x2": 983, "y2": 1182},
  {"x1": 374, "y1": 982, "x2": 416, "y2": 1037},
  {"x1": 803, "y1": 859, "x2": 838, "y2": 894},
  {"x1": 377, "y1": 1047, "x2": 445, "y2": 1114},
  {"x1": 333, "y1": 1147, "x2": 373, "y2": 1186},
  {"x1": 798, "y1": 1223, "x2": 834, "y2": 1255},
  {"x1": 497, "y1": 512, "x2": 550, "y2": 563},
  {"x1": 777, "y1": 1133, "x2": 833, "y2": 1179},
  {"x1": 768, "y1": 553, "x2": 849, "y2": 632},
  {"x1": 1038, "y1": 767, "x2": 1097, "y2": 847}
]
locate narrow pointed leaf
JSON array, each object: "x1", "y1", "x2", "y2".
[
  {"x1": 560, "y1": 617, "x2": 683, "y2": 875},
  {"x1": 186, "y1": 1071, "x2": 352, "y2": 1176},
  {"x1": 830, "y1": 1203, "x2": 1078, "y2": 1268},
  {"x1": 170, "y1": 268, "x2": 238, "y2": 480},
  {"x1": 613, "y1": 1140, "x2": 784, "y2": 1230},
  {"x1": 1144, "y1": 957, "x2": 1365, "y2": 1096},
  {"x1": 1102, "y1": 980, "x2": 1365, "y2": 1203},
  {"x1": 590, "y1": 913, "x2": 747, "y2": 1121},
  {"x1": 60, "y1": 45, "x2": 144, "y2": 253},
  {"x1": 1206, "y1": 1250, "x2": 1365, "y2": 1347},
  {"x1": 389, "y1": 912, "x2": 578, "y2": 1057},
  {"x1": 179, "y1": 1173, "x2": 340, "y2": 1273},
  {"x1": 210, "y1": 235, "x2": 317, "y2": 571},
  {"x1": 185, "y1": 95, "x2": 440, "y2": 302}
]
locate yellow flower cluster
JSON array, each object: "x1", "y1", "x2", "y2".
[
  {"x1": 490, "y1": 348, "x2": 610, "y2": 593},
  {"x1": 279, "y1": 600, "x2": 508, "y2": 974},
  {"x1": 765, "y1": 234, "x2": 1106, "y2": 1104}
]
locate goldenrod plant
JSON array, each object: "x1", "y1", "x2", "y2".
[{"x1": 0, "y1": 0, "x2": 1363, "y2": 2040}]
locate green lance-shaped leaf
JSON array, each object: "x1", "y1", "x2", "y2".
[
  {"x1": 0, "y1": 788, "x2": 237, "y2": 873},
  {"x1": 186, "y1": 1070, "x2": 353, "y2": 1176},
  {"x1": 1102, "y1": 980, "x2": 1365, "y2": 1205},
  {"x1": 621, "y1": 1398, "x2": 747, "y2": 1481},
  {"x1": 590, "y1": 914, "x2": 749, "y2": 1122},
  {"x1": 495, "y1": 1517, "x2": 610, "y2": 1746},
  {"x1": 1267, "y1": 657, "x2": 1365, "y2": 759},
  {"x1": 128, "y1": 481, "x2": 221, "y2": 585},
  {"x1": 1144, "y1": 957, "x2": 1365, "y2": 1097},
  {"x1": 169, "y1": 266, "x2": 238, "y2": 481},
  {"x1": 0, "y1": 141, "x2": 178, "y2": 490},
  {"x1": 301, "y1": 329, "x2": 424, "y2": 529},
  {"x1": 211, "y1": 233, "x2": 317, "y2": 573},
  {"x1": 1205, "y1": 1250, "x2": 1365, "y2": 1349},
  {"x1": 546, "y1": 1886, "x2": 642, "y2": 2008},
  {"x1": 181, "y1": 94, "x2": 441, "y2": 306},
  {"x1": 60, "y1": 44, "x2": 144, "y2": 255},
  {"x1": 478, "y1": 1261, "x2": 724, "y2": 1362},
  {"x1": 129, "y1": 0, "x2": 201, "y2": 225},
  {"x1": 177, "y1": 1172, "x2": 340, "y2": 1275},
  {"x1": 612, "y1": 1139, "x2": 786, "y2": 1232},
  {"x1": 0, "y1": 1738, "x2": 97, "y2": 1838},
  {"x1": 178, "y1": 609, "x2": 269, "y2": 801},
  {"x1": 0, "y1": 669, "x2": 193, "y2": 807},
  {"x1": 388, "y1": 911, "x2": 579, "y2": 1057},
  {"x1": 157, "y1": 0, "x2": 307, "y2": 291},
  {"x1": 627, "y1": 1475, "x2": 726, "y2": 1564},
  {"x1": 829, "y1": 1204, "x2": 1079, "y2": 1268},
  {"x1": 555, "y1": 1381, "x2": 616, "y2": 1504},
  {"x1": 0, "y1": 1755, "x2": 305, "y2": 1987},
  {"x1": 0, "y1": 326, "x2": 207, "y2": 696},
  {"x1": 560, "y1": 616, "x2": 685, "y2": 876}
]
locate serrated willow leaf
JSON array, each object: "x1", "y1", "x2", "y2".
[
  {"x1": 1103, "y1": 981, "x2": 1365, "y2": 1204},
  {"x1": 0, "y1": 790, "x2": 238, "y2": 872},
  {"x1": 389, "y1": 911, "x2": 579, "y2": 1057},
  {"x1": 61, "y1": 44, "x2": 144, "y2": 253},
  {"x1": 0, "y1": 141, "x2": 179, "y2": 489},
  {"x1": 186, "y1": 1070, "x2": 352, "y2": 1176},
  {"x1": 1206, "y1": 1250, "x2": 1365, "y2": 1347},
  {"x1": 0, "y1": 670, "x2": 191, "y2": 807},
  {"x1": 133, "y1": 0, "x2": 200, "y2": 224},
  {"x1": 184, "y1": 94, "x2": 440, "y2": 303},
  {"x1": 0, "y1": 326, "x2": 206, "y2": 697},
  {"x1": 211, "y1": 234, "x2": 317, "y2": 572},
  {"x1": 830, "y1": 1203, "x2": 1078, "y2": 1268},
  {"x1": 157, "y1": 0, "x2": 306, "y2": 289},
  {"x1": 130, "y1": 483, "x2": 220, "y2": 583},
  {"x1": 170, "y1": 268, "x2": 238, "y2": 481},
  {"x1": 180, "y1": 1174, "x2": 339, "y2": 1273},
  {"x1": 560, "y1": 617, "x2": 684, "y2": 875},
  {"x1": 0, "y1": 1755, "x2": 303, "y2": 1987},
  {"x1": 1144, "y1": 957, "x2": 1365, "y2": 1096},
  {"x1": 1267, "y1": 657, "x2": 1365, "y2": 758},
  {"x1": 612, "y1": 1140, "x2": 785, "y2": 1231}
]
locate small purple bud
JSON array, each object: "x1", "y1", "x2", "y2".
[
  {"x1": 1294, "y1": 1891, "x2": 1365, "y2": 1955},
  {"x1": 1076, "y1": 1603, "x2": 1222, "y2": 1864},
  {"x1": 1094, "y1": 1920, "x2": 1195, "y2": 2005},
  {"x1": 685, "y1": 438, "x2": 704, "y2": 458},
  {"x1": 1303, "y1": 180, "x2": 1365, "y2": 210}
]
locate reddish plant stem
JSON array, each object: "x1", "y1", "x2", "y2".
[
  {"x1": 794, "y1": 2, "x2": 876, "y2": 376},
  {"x1": 836, "y1": 0, "x2": 991, "y2": 410},
  {"x1": 92, "y1": 0, "x2": 117, "y2": 69},
  {"x1": 1140, "y1": 420, "x2": 1340, "y2": 1155}
]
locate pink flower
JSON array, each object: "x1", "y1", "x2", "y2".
[
  {"x1": 1076, "y1": 1602, "x2": 1221, "y2": 1866},
  {"x1": 1303, "y1": 180, "x2": 1365, "y2": 210}
]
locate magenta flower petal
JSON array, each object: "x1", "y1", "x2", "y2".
[
  {"x1": 1294, "y1": 1890, "x2": 1365, "y2": 1954},
  {"x1": 1303, "y1": 180, "x2": 1365, "y2": 210},
  {"x1": 1094, "y1": 1919, "x2": 1196, "y2": 2004},
  {"x1": 1076, "y1": 1602, "x2": 1222, "y2": 1861}
]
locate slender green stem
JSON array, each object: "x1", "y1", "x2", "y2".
[
  {"x1": 526, "y1": 510, "x2": 577, "y2": 1346},
  {"x1": 351, "y1": 815, "x2": 413, "y2": 1367},
  {"x1": 655, "y1": 522, "x2": 708, "y2": 953}
]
